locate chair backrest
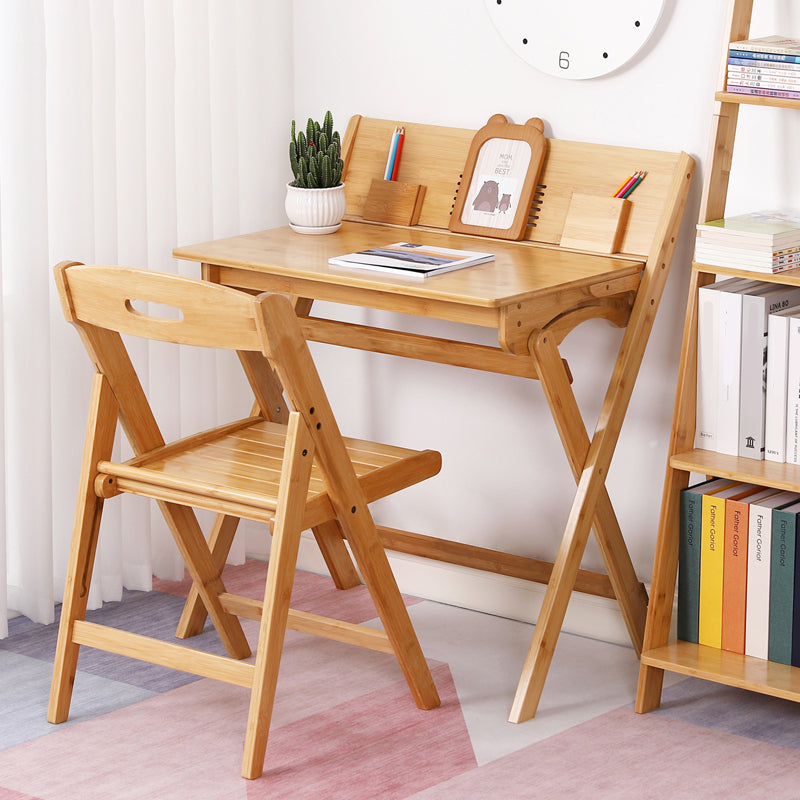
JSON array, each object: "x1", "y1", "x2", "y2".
[
  {"x1": 54, "y1": 262, "x2": 363, "y2": 513},
  {"x1": 55, "y1": 263, "x2": 265, "y2": 351}
]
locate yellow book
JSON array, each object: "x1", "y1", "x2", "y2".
[{"x1": 698, "y1": 482, "x2": 757, "y2": 648}]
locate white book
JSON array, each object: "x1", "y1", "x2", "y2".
[
  {"x1": 745, "y1": 490, "x2": 800, "y2": 659},
  {"x1": 738, "y1": 285, "x2": 800, "y2": 458},
  {"x1": 786, "y1": 316, "x2": 800, "y2": 464},
  {"x1": 708, "y1": 279, "x2": 763, "y2": 456},
  {"x1": 327, "y1": 242, "x2": 494, "y2": 278},
  {"x1": 695, "y1": 278, "x2": 754, "y2": 451},
  {"x1": 765, "y1": 304, "x2": 800, "y2": 461}
]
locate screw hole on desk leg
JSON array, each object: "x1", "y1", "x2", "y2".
[
  {"x1": 517, "y1": 321, "x2": 522, "y2": 327},
  {"x1": 650, "y1": 298, "x2": 655, "y2": 305}
]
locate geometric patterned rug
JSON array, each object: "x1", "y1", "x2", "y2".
[{"x1": 2, "y1": 560, "x2": 800, "y2": 799}]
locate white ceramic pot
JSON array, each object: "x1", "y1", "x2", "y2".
[{"x1": 284, "y1": 182, "x2": 346, "y2": 234}]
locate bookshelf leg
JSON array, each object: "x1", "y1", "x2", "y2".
[{"x1": 635, "y1": 664, "x2": 665, "y2": 713}]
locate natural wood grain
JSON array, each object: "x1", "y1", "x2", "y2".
[
  {"x1": 641, "y1": 640, "x2": 800, "y2": 702},
  {"x1": 636, "y1": 0, "x2": 800, "y2": 717},
  {"x1": 175, "y1": 115, "x2": 695, "y2": 726},
  {"x1": 50, "y1": 263, "x2": 443, "y2": 780}
]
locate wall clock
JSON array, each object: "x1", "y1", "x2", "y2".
[{"x1": 484, "y1": 0, "x2": 665, "y2": 80}]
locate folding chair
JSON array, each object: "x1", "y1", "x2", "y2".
[{"x1": 48, "y1": 262, "x2": 441, "y2": 779}]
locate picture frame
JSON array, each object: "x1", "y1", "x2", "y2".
[{"x1": 449, "y1": 114, "x2": 547, "y2": 241}]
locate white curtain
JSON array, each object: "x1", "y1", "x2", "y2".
[{"x1": 0, "y1": 0, "x2": 293, "y2": 637}]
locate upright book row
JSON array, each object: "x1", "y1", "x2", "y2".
[
  {"x1": 679, "y1": 479, "x2": 800, "y2": 664},
  {"x1": 695, "y1": 277, "x2": 800, "y2": 462},
  {"x1": 727, "y1": 34, "x2": 800, "y2": 101}
]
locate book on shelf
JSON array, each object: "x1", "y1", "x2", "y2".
[
  {"x1": 765, "y1": 305, "x2": 800, "y2": 462},
  {"x1": 769, "y1": 500, "x2": 800, "y2": 664},
  {"x1": 327, "y1": 242, "x2": 494, "y2": 278},
  {"x1": 728, "y1": 76, "x2": 800, "y2": 90},
  {"x1": 699, "y1": 482, "x2": 759, "y2": 649},
  {"x1": 722, "y1": 486, "x2": 779, "y2": 653},
  {"x1": 695, "y1": 279, "x2": 800, "y2": 459},
  {"x1": 745, "y1": 490, "x2": 800, "y2": 659},
  {"x1": 727, "y1": 85, "x2": 800, "y2": 100},
  {"x1": 694, "y1": 242, "x2": 800, "y2": 274},
  {"x1": 728, "y1": 64, "x2": 800, "y2": 81},
  {"x1": 696, "y1": 211, "x2": 800, "y2": 250},
  {"x1": 679, "y1": 477, "x2": 736, "y2": 643},
  {"x1": 729, "y1": 56, "x2": 800, "y2": 71},
  {"x1": 729, "y1": 34, "x2": 800, "y2": 63},
  {"x1": 738, "y1": 284, "x2": 800, "y2": 459},
  {"x1": 695, "y1": 277, "x2": 753, "y2": 451},
  {"x1": 794, "y1": 521, "x2": 800, "y2": 667},
  {"x1": 786, "y1": 317, "x2": 800, "y2": 465}
]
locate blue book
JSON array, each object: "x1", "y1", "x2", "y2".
[
  {"x1": 729, "y1": 49, "x2": 800, "y2": 64},
  {"x1": 678, "y1": 478, "x2": 734, "y2": 643},
  {"x1": 769, "y1": 500, "x2": 800, "y2": 664}
]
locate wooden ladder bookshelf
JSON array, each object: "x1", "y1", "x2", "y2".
[{"x1": 636, "y1": 0, "x2": 800, "y2": 712}]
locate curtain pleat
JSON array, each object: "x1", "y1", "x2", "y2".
[{"x1": 0, "y1": 0, "x2": 292, "y2": 636}]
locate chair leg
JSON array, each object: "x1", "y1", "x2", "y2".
[
  {"x1": 49, "y1": 374, "x2": 118, "y2": 724},
  {"x1": 311, "y1": 518, "x2": 362, "y2": 589},
  {"x1": 242, "y1": 413, "x2": 315, "y2": 780},
  {"x1": 158, "y1": 500, "x2": 251, "y2": 660},
  {"x1": 175, "y1": 513, "x2": 240, "y2": 639},
  {"x1": 340, "y1": 511, "x2": 440, "y2": 712}
]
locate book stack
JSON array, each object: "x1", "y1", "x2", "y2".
[
  {"x1": 727, "y1": 34, "x2": 800, "y2": 101},
  {"x1": 695, "y1": 277, "x2": 800, "y2": 459},
  {"x1": 678, "y1": 478, "x2": 800, "y2": 663},
  {"x1": 695, "y1": 211, "x2": 800, "y2": 274}
]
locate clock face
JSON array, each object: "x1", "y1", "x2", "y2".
[{"x1": 484, "y1": 0, "x2": 665, "y2": 80}]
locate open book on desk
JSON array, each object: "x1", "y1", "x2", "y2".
[{"x1": 328, "y1": 242, "x2": 494, "y2": 279}]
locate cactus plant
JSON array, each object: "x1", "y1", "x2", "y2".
[{"x1": 289, "y1": 110, "x2": 344, "y2": 188}]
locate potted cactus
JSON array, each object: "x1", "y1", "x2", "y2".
[{"x1": 285, "y1": 111, "x2": 347, "y2": 233}]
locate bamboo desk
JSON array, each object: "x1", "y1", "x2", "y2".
[{"x1": 173, "y1": 115, "x2": 695, "y2": 723}]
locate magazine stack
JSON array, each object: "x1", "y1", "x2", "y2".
[{"x1": 727, "y1": 34, "x2": 800, "y2": 101}]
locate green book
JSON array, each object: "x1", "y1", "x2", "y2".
[
  {"x1": 678, "y1": 478, "x2": 733, "y2": 642},
  {"x1": 769, "y1": 500, "x2": 800, "y2": 664}
]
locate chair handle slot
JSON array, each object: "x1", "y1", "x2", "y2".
[{"x1": 125, "y1": 298, "x2": 184, "y2": 322}]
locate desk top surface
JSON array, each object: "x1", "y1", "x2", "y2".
[{"x1": 173, "y1": 222, "x2": 644, "y2": 311}]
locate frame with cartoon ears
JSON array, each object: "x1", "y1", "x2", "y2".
[{"x1": 449, "y1": 114, "x2": 547, "y2": 241}]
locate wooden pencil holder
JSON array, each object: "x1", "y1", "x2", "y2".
[
  {"x1": 559, "y1": 192, "x2": 631, "y2": 254},
  {"x1": 362, "y1": 178, "x2": 427, "y2": 226}
]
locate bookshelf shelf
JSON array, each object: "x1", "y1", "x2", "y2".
[
  {"x1": 636, "y1": 1, "x2": 800, "y2": 715},
  {"x1": 641, "y1": 642, "x2": 800, "y2": 702},
  {"x1": 694, "y1": 262, "x2": 800, "y2": 286},
  {"x1": 669, "y1": 448, "x2": 800, "y2": 492}
]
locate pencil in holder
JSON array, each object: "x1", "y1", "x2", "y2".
[
  {"x1": 362, "y1": 179, "x2": 427, "y2": 226},
  {"x1": 559, "y1": 192, "x2": 631, "y2": 254}
]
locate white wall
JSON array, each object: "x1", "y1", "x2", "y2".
[{"x1": 255, "y1": 0, "x2": 800, "y2": 637}]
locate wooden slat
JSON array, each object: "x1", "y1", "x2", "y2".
[
  {"x1": 376, "y1": 526, "x2": 621, "y2": 600},
  {"x1": 72, "y1": 620, "x2": 254, "y2": 688},
  {"x1": 219, "y1": 594, "x2": 394, "y2": 654},
  {"x1": 300, "y1": 316, "x2": 542, "y2": 378}
]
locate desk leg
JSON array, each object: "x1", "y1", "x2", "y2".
[
  {"x1": 531, "y1": 331, "x2": 648, "y2": 653},
  {"x1": 508, "y1": 329, "x2": 648, "y2": 723}
]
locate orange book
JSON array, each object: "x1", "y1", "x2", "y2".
[
  {"x1": 721, "y1": 497, "x2": 750, "y2": 652},
  {"x1": 722, "y1": 486, "x2": 778, "y2": 653}
]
